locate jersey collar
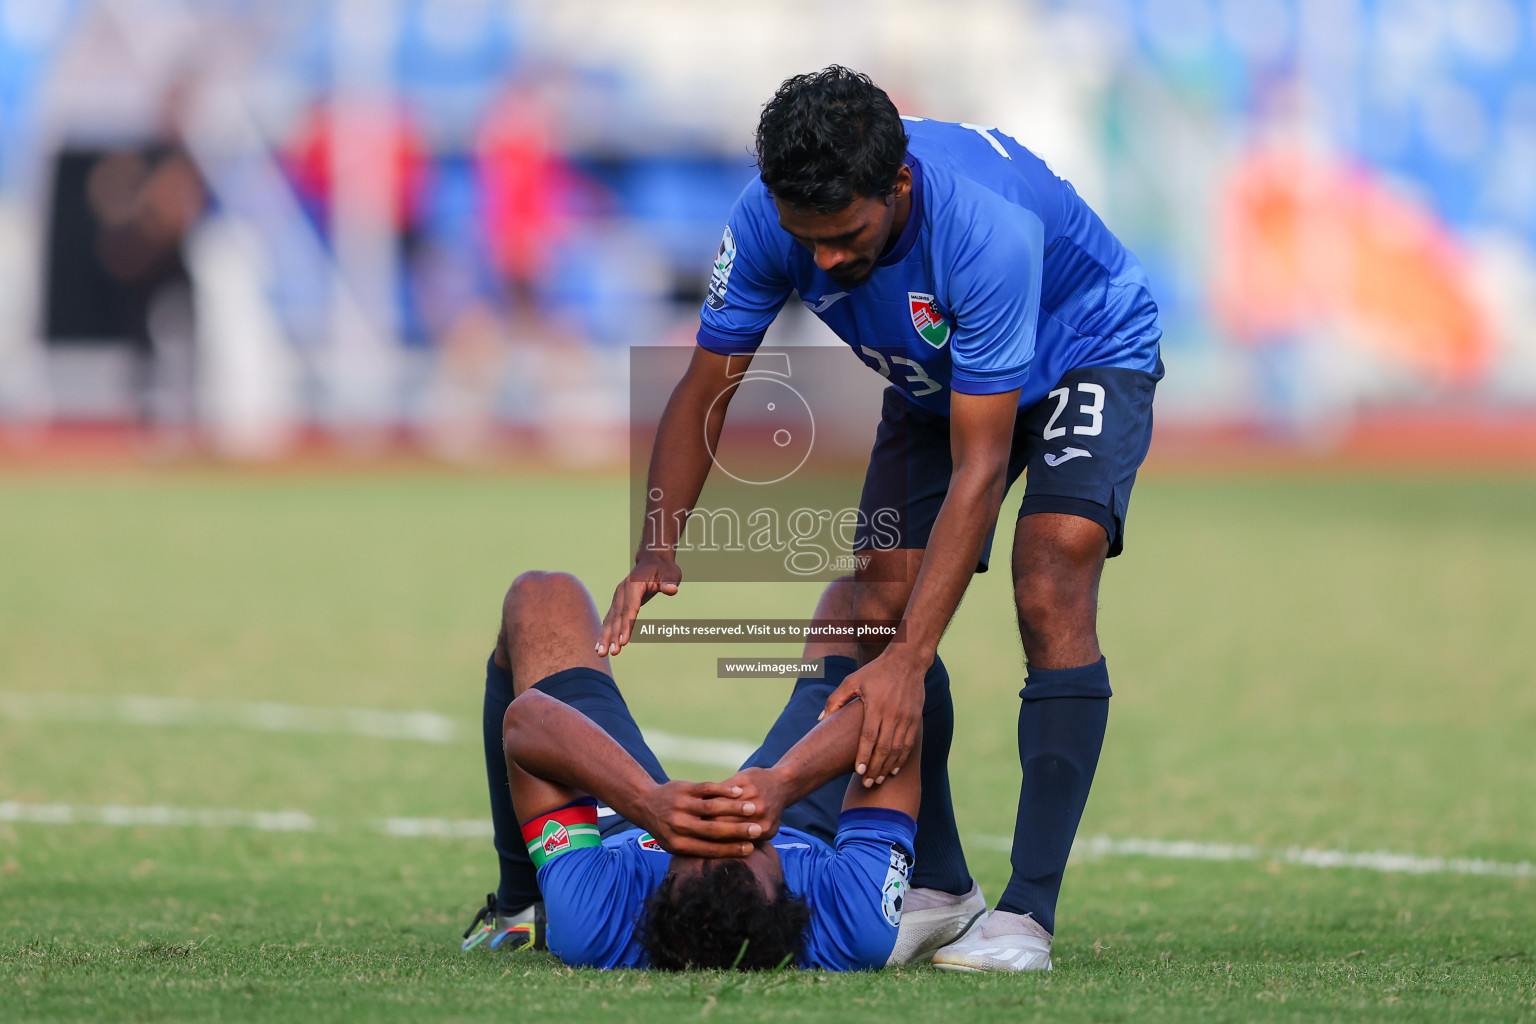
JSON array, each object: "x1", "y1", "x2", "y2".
[{"x1": 876, "y1": 155, "x2": 923, "y2": 268}]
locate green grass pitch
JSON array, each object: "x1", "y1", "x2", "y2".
[{"x1": 1, "y1": 470, "x2": 1533, "y2": 1022}]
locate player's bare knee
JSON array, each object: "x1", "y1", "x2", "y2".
[
  {"x1": 851, "y1": 583, "x2": 907, "y2": 661},
  {"x1": 507, "y1": 569, "x2": 583, "y2": 603},
  {"x1": 812, "y1": 575, "x2": 858, "y2": 619},
  {"x1": 1014, "y1": 568, "x2": 1102, "y2": 668},
  {"x1": 802, "y1": 576, "x2": 860, "y2": 660},
  {"x1": 502, "y1": 571, "x2": 591, "y2": 667},
  {"x1": 1012, "y1": 572, "x2": 1058, "y2": 624},
  {"x1": 504, "y1": 569, "x2": 545, "y2": 618},
  {"x1": 505, "y1": 570, "x2": 585, "y2": 622},
  {"x1": 1014, "y1": 572, "x2": 1094, "y2": 633},
  {"x1": 497, "y1": 574, "x2": 551, "y2": 668}
]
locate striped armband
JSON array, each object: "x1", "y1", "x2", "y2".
[{"x1": 522, "y1": 803, "x2": 602, "y2": 868}]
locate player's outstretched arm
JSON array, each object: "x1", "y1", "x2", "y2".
[
  {"x1": 502, "y1": 689, "x2": 762, "y2": 857},
  {"x1": 598, "y1": 346, "x2": 745, "y2": 657},
  {"x1": 823, "y1": 388, "x2": 1021, "y2": 785},
  {"x1": 726, "y1": 697, "x2": 921, "y2": 837}
]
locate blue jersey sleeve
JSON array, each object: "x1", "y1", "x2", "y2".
[
  {"x1": 938, "y1": 195, "x2": 1044, "y2": 396},
  {"x1": 798, "y1": 808, "x2": 917, "y2": 971},
  {"x1": 697, "y1": 181, "x2": 793, "y2": 354},
  {"x1": 536, "y1": 832, "x2": 657, "y2": 969}
]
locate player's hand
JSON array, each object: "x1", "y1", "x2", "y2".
[
  {"x1": 718, "y1": 767, "x2": 789, "y2": 841},
  {"x1": 635, "y1": 780, "x2": 761, "y2": 858},
  {"x1": 597, "y1": 555, "x2": 682, "y2": 657},
  {"x1": 820, "y1": 653, "x2": 926, "y2": 787}
]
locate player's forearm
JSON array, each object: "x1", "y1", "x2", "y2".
[
  {"x1": 890, "y1": 459, "x2": 1009, "y2": 665},
  {"x1": 767, "y1": 699, "x2": 868, "y2": 802},
  {"x1": 503, "y1": 690, "x2": 656, "y2": 820},
  {"x1": 637, "y1": 377, "x2": 729, "y2": 562}
]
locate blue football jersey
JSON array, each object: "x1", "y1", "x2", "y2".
[
  {"x1": 536, "y1": 808, "x2": 917, "y2": 971},
  {"x1": 698, "y1": 117, "x2": 1162, "y2": 414}
]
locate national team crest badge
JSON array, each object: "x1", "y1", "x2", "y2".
[
  {"x1": 637, "y1": 833, "x2": 665, "y2": 853},
  {"x1": 908, "y1": 292, "x2": 951, "y2": 349},
  {"x1": 522, "y1": 804, "x2": 601, "y2": 866},
  {"x1": 541, "y1": 821, "x2": 571, "y2": 856}
]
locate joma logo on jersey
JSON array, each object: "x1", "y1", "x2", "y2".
[
  {"x1": 541, "y1": 821, "x2": 571, "y2": 856},
  {"x1": 908, "y1": 293, "x2": 951, "y2": 349}
]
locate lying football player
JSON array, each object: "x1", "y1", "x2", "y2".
[{"x1": 460, "y1": 569, "x2": 983, "y2": 970}]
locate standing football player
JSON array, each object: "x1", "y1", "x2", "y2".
[{"x1": 599, "y1": 67, "x2": 1163, "y2": 972}]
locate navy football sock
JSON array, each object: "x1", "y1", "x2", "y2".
[
  {"x1": 482, "y1": 656, "x2": 540, "y2": 915},
  {"x1": 995, "y1": 658, "x2": 1112, "y2": 934},
  {"x1": 911, "y1": 653, "x2": 972, "y2": 895}
]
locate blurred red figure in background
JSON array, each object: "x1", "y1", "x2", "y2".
[
  {"x1": 285, "y1": 100, "x2": 430, "y2": 239},
  {"x1": 475, "y1": 83, "x2": 577, "y2": 300}
]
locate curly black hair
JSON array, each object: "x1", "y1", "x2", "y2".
[
  {"x1": 754, "y1": 66, "x2": 908, "y2": 214},
  {"x1": 639, "y1": 859, "x2": 811, "y2": 971}
]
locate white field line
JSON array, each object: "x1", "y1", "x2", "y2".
[
  {"x1": 971, "y1": 833, "x2": 1535, "y2": 879},
  {"x1": 0, "y1": 690, "x2": 755, "y2": 768},
  {"x1": 0, "y1": 800, "x2": 318, "y2": 832},
  {"x1": 0, "y1": 799, "x2": 1529, "y2": 881},
  {"x1": 0, "y1": 690, "x2": 461, "y2": 743},
  {"x1": 378, "y1": 816, "x2": 495, "y2": 839},
  {"x1": 645, "y1": 732, "x2": 757, "y2": 768},
  {"x1": 5, "y1": 692, "x2": 1530, "y2": 880},
  {"x1": 0, "y1": 800, "x2": 487, "y2": 839}
]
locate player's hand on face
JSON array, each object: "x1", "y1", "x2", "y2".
[
  {"x1": 719, "y1": 767, "x2": 788, "y2": 840},
  {"x1": 597, "y1": 555, "x2": 682, "y2": 657},
  {"x1": 820, "y1": 654, "x2": 926, "y2": 787},
  {"x1": 636, "y1": 780, "x2": 759, "y2": 858}
]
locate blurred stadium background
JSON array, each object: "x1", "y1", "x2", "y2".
[
  {"x1": 2, "y1": 0, "x2": 1535, "y2": 463},
  {"x1": 2, "y1": 3, "x2": 1534, "y2": 1020}
]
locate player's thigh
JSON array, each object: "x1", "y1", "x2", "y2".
[
  {"x1": 1014, "y1": 364, "x2": 1159, "y2": 560},
  {"x1": 499, "y1": 570, "x2": 611, "y2": 689}
]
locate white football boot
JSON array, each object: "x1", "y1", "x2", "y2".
[
  {"x1": 931, "y1": 909, "x2": 1052, "y2": 972},
  {"x1": 886, "y1": 879, "x2": 987, "y2": 966}
]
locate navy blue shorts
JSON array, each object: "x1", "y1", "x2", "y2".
[
  {"x1": 855, "y1": 362, "x2": 1162, "y2": 567},
  {"x1": 531, "y1": 660, "x2": 860, "y2": 843}
]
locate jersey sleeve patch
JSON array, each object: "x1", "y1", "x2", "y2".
[
  {"x1": 697, "y1": 180, "x2": 792, "y2": 351},
  {"x1": 705, "y1": 225, "x2": 736, "y2": 310},
  {"x1": 522, "y1": 803, "x2": 602, "y2": 868},
  {"x1": 882, "y1": 844, "x2": 914, "y2": 926}
]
